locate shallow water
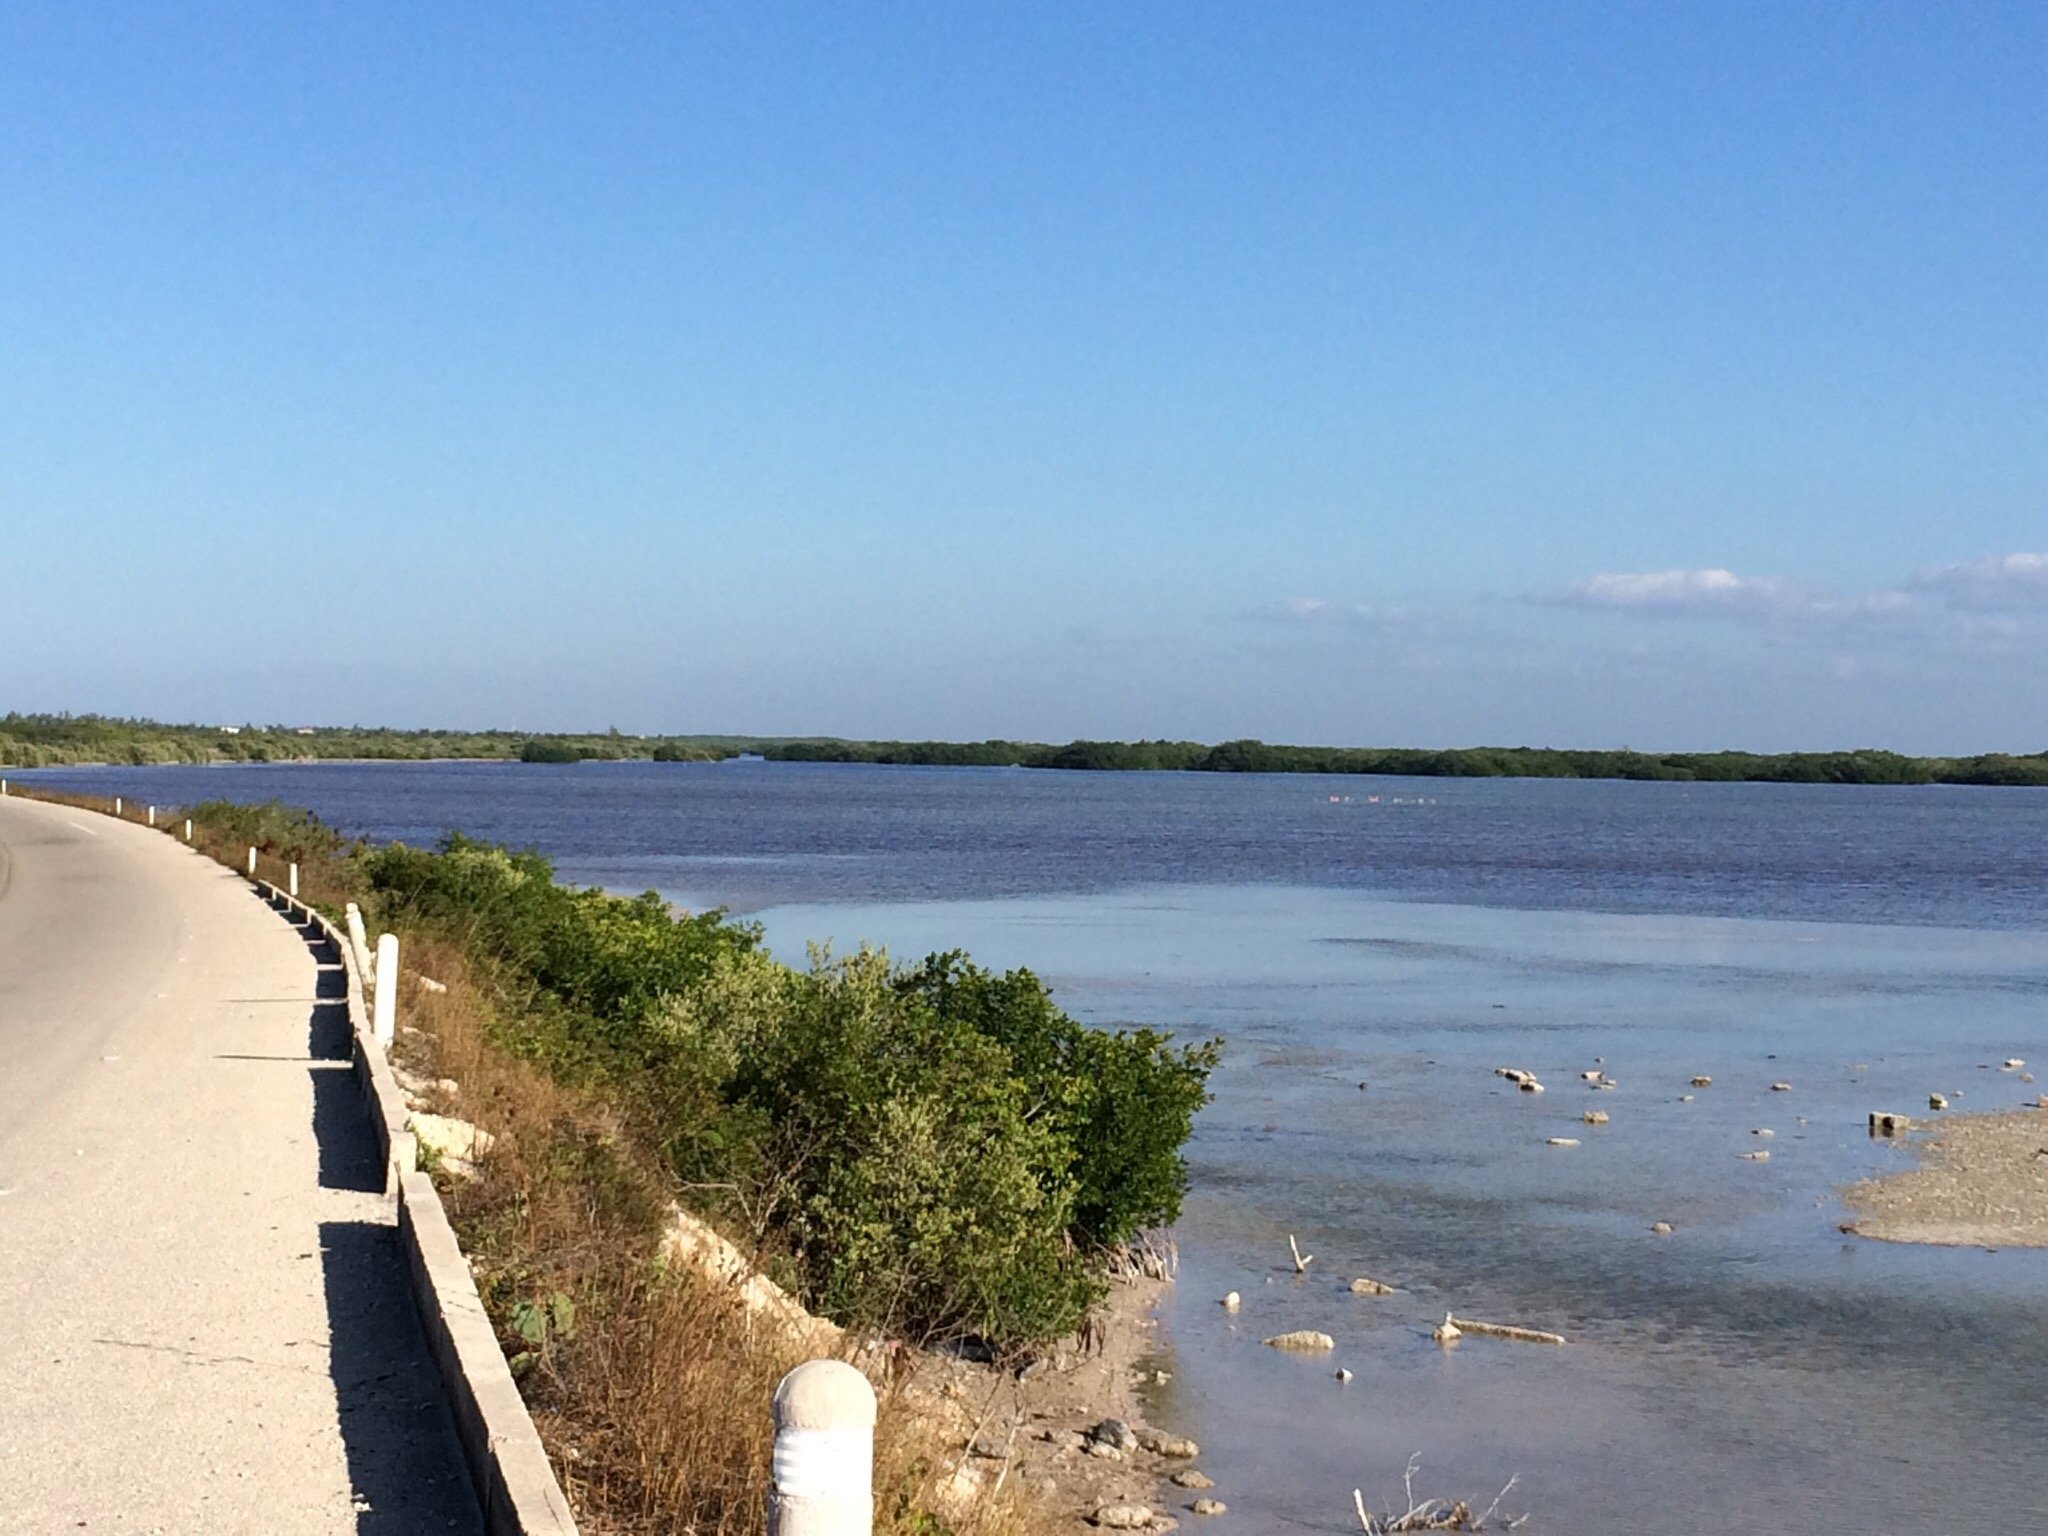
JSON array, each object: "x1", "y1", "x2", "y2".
[{"x1": 25, "y1": 759, "x2": 2048, "y2": 1533}]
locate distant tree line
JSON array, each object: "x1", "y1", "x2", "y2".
[
  {"x1": 759, "y1": 737, "x2": 2048, "y2": 786},
  {"x1": 6, "y1": 713, "x2": 2044, "y2": 786}
]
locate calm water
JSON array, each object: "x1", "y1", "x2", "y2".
[{"x1": 25, "y1": 759, "x2": 2048, "y2": 1535}]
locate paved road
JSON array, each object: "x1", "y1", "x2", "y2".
[{"x1": 0, "y1": 795, "x2": 481, "y2": 1534}]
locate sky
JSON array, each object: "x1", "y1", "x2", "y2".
[{"x1": 2, "y1": 3, "x2": 2043, "y2": 752}]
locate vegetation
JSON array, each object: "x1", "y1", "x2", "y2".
[
  {"x1": 357, "y1": 834, "x2": 1216, "y2": 1348},
  {"x1": 0, "y1": 713, "x2": 742, "y2": 767},
  {"x1": 7, "y1": 711, "x2": 2044, "y2": 785},
  {"x1": 762, "y1": 737, "x2": 2048, "y2": 786}
]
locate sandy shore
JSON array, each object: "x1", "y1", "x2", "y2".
[{"x1": 1844, "y1": 1106, "x2": 2048, "y2": 1247}]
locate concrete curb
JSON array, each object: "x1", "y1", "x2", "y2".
[{"x1": 257, "y1": 880, "x2": 580, "y2": 1536}]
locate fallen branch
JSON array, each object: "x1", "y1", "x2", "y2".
[
  {"x1": 1447, "y1": 1315, "x2": 1566, "y2": 1345},
  {"x1": 1290, "y1": 1234, "x2": 1314, "y2": 1273}
]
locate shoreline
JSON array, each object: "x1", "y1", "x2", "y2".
[{"x1": 1844, "y1": 1106, "x2": 2048, "y2": 1247}]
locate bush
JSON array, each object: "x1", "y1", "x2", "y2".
[
  {"x1": 183, "y1": 799, "x2": 345, "y2": 863},
  {"x1": 518, "y1": 740, "x2": 585, "y2": 763},
  {"x1": 361, "y1": 837, "x2": 1216, "y2": 1349}
]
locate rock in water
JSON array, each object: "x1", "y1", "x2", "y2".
[
  {"x1": 1691, "y1": 1076, "x2": 1713, "y2": 1088},
  {"x1": 1170, "y1": 1471, "x2": 1215, "y2": 1490},
  {"x1": 1349, "y1": 1276, "x2": 1396, "y2": 1295},
  {"x1": 1929, "y1": 1093, "x2": 1950, "y2": 1110},
  {"x1": 1740, "y1": 1149, "x2": 1770, "y2": 1161},
  {"x1": 1220, "y1": 1291, "x2": 1240, "y2": 1312},
  {"x1": 1582, "y1": 1110, "x2": 1609, "y2": 1125},
  {"x1": 1546, "y1": 1136, "x2": 1580, "y2": 1147},
  {"x1": 1650, "y1": 1221, "x2": 1674, "y2": 1236},
  {"x1": 1262, "y1": 1330, "x2": 1336, "y2": 1352},
  {"x1": 1191, "y1": 1500, "x2": 1227, "y2": 1517},
  {"x1": 1771, "y1": 1082, "x2": 1792, "y2": 1092},
  {"x1": 1432, "y1": 1313, "x2": 1462, "y2": 1345}
]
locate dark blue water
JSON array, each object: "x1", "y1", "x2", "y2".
[
  {"x1": 20, "y1": 757, "x2": 2048, "y2": 927},
  {"x1": 21, "y1": 758, "x2": 2048, "y2": 1536}
]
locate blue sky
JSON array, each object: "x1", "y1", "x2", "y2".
[{"x1": 2, "y1": 3, "x2": 2043, "y2": 751}]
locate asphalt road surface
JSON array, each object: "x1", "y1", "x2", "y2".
[{"x1": 0, "y1": 794, "x2": 482, "y2": 1534}]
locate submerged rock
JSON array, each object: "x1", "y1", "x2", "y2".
[
  {"x1": 1262, "y1": 1330, "x2": 1335, "y2": 1352},
  {"x1": 1190, "y1": 1500, "x2": 1227, "y2": 1517},
  {"x1": 1170, "y1": 1471, "x2": 1214, "y2": 1490}
]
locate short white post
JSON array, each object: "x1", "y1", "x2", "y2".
[
  {"x1": 1, "y1": 779, "x2": 7, "y2": 794},
  {"x1": 372, "y1": 933, "x2": 399, "y2": 1047},
  {"x1": 114, "y1": 797, "x2": 123, "y2": 816},
  {"x1": 769, "y1": 1360, "x2": 875, "y2": 1536},
  {"x1": 183, "y1": 818, "x2": 193, "y2": 841},
  {"x1": 288, "y1": 862, "x2": 299, "y2": 898},
  {"x1": 346, "y1": 903, "x2": 372, "y2": 980},
  {"x1": 147, "y1": 805, "x2": 156, "y2": 827},
  {"x1": 247, "y1": 846, "x2": 258, "y2": 877}
]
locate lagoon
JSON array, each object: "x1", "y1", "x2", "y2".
[{"x1": 24, "y1": 758, "x2": 2048, "y2": 1534}]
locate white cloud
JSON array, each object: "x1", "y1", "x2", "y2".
[
  {"x1": 1542, "y1": 551, "x2": 2048, "y2": 631},
  {"x1": 1907, "y1": 552, "x2": 2048, "y2": 610},
  {"x1": 1549, "y1": 568, "x2": 1798, "y2": 616}
]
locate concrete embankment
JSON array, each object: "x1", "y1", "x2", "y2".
[{"x1": 0, "y1": 795, "x2": 482, "y2": 1533}]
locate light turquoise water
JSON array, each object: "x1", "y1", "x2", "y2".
[{"x1": 752, "y1": 886, "x2": 2048, "y2": 1536}]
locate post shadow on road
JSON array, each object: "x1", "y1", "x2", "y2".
[
  {"x1": 320, "y1": 1219, "x2": 486, "y2": 1533},
  {"x1": 289, "y1": 918, "x2": 386, "y2": 1195},
  {"x1": 270, "y1": 900, "x2": 485, "y2": 1532}
]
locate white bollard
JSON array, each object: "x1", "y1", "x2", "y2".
[
  {"x1": 247, "y1": 846, "x2": 258, "y2": 877},
  {"x1": 114, "y1": 797, "x2": 122, "y2": 816},
  {"x1": 288, "y1": 862, "x2": 299, "y2": 899},
  {"x1": 372, "y1": 933, "x2": 399, "y2": 1047},
  {"x1": 1, "y1": 779, "x2": 7, "y2": 794},
  {"x1": 769, "y1": 1360, "x2": 875, "y2": 1536},
  {"x1": 346, "y1": 903, "x2": 372, "y2": 980},
  {"x1": 183, "y1": 818, "x2": 193, "y2": 841},
  {"x1": 147, "y1": 805, "x2": 156, "y2": 827}
]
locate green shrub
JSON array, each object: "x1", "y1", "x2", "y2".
[
  {"x1": 518, "y1": 739, "x2": 586, "y2": 763},
  {"x1": 361, "y1": 837, "x2": 1216, "y2": 1349},
  {"x1": 184, "y1": 799, "x2": 345, "y2": 863}
]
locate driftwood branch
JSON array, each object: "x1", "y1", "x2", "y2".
[{"x1": 1446, "y1": 1315, "x2": 1566, "y2": 1345}]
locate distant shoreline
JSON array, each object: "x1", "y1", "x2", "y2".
[{"x1": 4, "y1": 717, "x2": 2046, "y2": 786}]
